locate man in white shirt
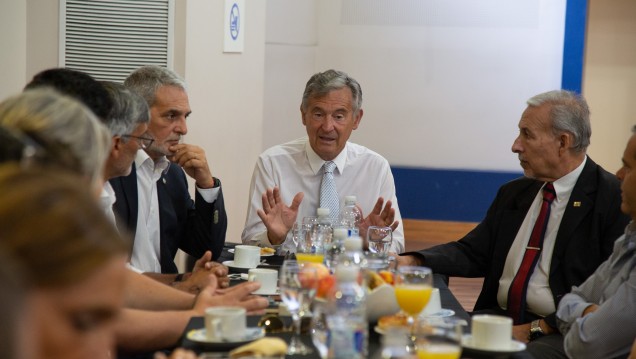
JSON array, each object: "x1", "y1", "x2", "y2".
[
  {"x1": 112, "y1": 65, "x2": 228, "y2": 283},
  {"x1": 396, "y1": 90, "x2": 630, "y2": 356},
  {"x1": 242, "y1": 69, "x2": 404, "y2": 253}
]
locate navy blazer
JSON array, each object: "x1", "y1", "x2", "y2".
[
  {"x1": 110, "y1": 163, "x2": 227, "y2": 273},
  {"x1": 409, "y1": 158, "x2": 630, "y2": 326}
]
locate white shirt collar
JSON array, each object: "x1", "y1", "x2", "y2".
[
  {"x1": 551, "y1": 155, "x2": 587, "y2": 202},
  {"x1": 305, "y1": 138, "x2": 348, "y2": 176},
  {"x1": 134, "y1": 150, "x2": 170, "y2": 174}
]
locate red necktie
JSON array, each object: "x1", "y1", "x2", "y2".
[{"x1": 507, "y1": 183, "x2": 556, "y2": 324}]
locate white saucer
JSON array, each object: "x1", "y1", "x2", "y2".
[
  {"x1": 461, "y1": 334, "x2": 526, "y2": 354},
  {"x1": 253, "y1": 287, "x2": 280, "y2": 296},
  {"x1": 228, "y1": 248, "x2": 274, "y2": 257},
  {"x1": 186, "y1": 327, "x2": 264, "y2": 348},
  {"x1": 421, "y1": 308, "x2": 456, "y2": 318},
  {"x1": 223, "y1": 260, "x2": 257, "y2": 270}
]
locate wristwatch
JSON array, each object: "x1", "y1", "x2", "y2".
[{"x1": 528, "y1": 319, "x2": 545, "y2": 341}]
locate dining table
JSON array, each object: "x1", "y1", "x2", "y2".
[{"x1": 179, "y1": 243, "x2": 536, "y2": 359}]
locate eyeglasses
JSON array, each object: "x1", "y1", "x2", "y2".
[{"x1": 121, "y1": 135, "x2": 154, "y2": 149}]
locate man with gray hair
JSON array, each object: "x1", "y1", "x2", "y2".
[
  {"x1": 397, "y1": 90, "x2": 630, "y2": 356},
  {"x1": 242, "y1": 69, "x2": 404, "y2": 253},
  {"x1": 99, "y1": 81, "x2": 152, "y2": 223},
  {"x1": 111, "y1": 65, "x2": 227, "y2": 281}
]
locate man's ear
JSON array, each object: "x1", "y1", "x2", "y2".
[
  {"x1": 111, "y1": 136, "x2": 123, "y2": 153},
  {"x1": 352, "y1": 108, "x2": 363, "y2": 130},
  {"x1": 301, "y1": 106, "x2": 307, "y2": 126},
  {"x1": 559, "y1": 132, "x2": 573, "y2": 154}
]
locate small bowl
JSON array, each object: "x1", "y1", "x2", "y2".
[{"x1": 366, "y1": 284, "x2": 400, "y2": 322}]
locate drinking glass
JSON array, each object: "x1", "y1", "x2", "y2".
[
  {"x1": 367, "y1": 226, "x2": 393, "y2": 255},
  {"x1": 415, "y1": 318, "x2": 463, "y2": 359},
  {"x1": 279, "y1": 260, "x2": 318, "y2": 355},
  {"x1": 395, "y1": 265, "x2": 434, "y2": 352},
  {"x1": 295, "y1": 216, "x2": 325, "y2": 264}
]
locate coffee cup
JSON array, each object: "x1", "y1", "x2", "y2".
[
  {"x1": 205, "y1": 306, "x2": 246, "y2": 341},
  {"x1": 471, "y1": 314, "x2": 512, "y2": 350},
  {"x1": 421, "y1": 288, "x2": 442, "y2": 316},
  {"x1": 248, "y1": 268, "x2": 278, "y2": 294},
  {"x1": 233, "y1": 245, "x2": 261, "y2": 268}
]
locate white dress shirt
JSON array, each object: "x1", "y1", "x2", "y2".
[
  {"x1": 497, "y1": 156, "x2": 587, "y2": 316},
  {"x1": 128, "y1": 150, "x2": 221, "y2": 273},
  {"x1": 130, "y1": 150, "x2": 170, "y2": 273},
  {"x1": 99, "y1": 182, "x2": 117, "y2": 225},
  {"x1": 241, "y1": 137, "x2": 405, "y2": 253}
]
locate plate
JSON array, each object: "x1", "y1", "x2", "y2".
[
  {"x1": 420, "y1": 309, "x2": 456, "y2": 318},
  {"x1": 186, "y1": 327, "x2": 265, "y2": 350},
  {"x1": 223, "y1": 260, "x2": 257, "y2": 273},
  {"x1": 461, "y1": 334, "x2": 526, "y2": 354},
  {"x1": 228, "y1": 248, "x2": 275, "y2": 257}
]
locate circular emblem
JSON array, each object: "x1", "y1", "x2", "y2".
[{"x1": 229, "y1": 3, "x2": 240, "y2": 40}]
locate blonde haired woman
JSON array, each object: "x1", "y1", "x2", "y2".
[{"x1": 0, "y1": 88, "x2": 110, "y2": 195}]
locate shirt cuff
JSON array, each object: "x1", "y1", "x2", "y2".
[
  {"x1": 249, "y1": 230, "x2": 293, "y2": 250},
  {"x1": 126, "y1": 262, "x2": 143, "y2": 273},
  {"x1": 196, "y1": 185, "x2": 220, "y2": 203}
]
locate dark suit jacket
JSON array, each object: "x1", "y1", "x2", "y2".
[
  {"x1": 409, "y1": 158, "x2": 630, "y2": 326},
  {"x1": 110, "y1": 163, "x2": 227, "y2": 273}
]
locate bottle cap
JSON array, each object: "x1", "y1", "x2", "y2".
[
  {"x1": 344, "y1": 195, "x2": 357, "y2": 205},
  {"x1": 343, "y1": 236, "x2": 363, "y2": 251},
  {"x1": 316, "y1": 207, "x2": 330, "y2": 218},
  {"x1": 335, "y1": 264, "x2": 359, "y2": 282},
  {"x1": 333, "y1": 227, "x2": 348, "y2": 240}
]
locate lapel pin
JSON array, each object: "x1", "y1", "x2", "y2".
[
  {"x1": 573, "y1": 201, "x2": 581, "y2": 207},
  {"x1": 162, "y1": 178, "x2": 166, "y2": 184}
]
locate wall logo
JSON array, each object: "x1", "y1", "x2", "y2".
[{"x1": 229, "y1": 3, "x2": 240, "y2": 40}]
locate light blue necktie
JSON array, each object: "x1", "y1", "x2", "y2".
[{"x1": 320, "y1": 161, "x2": 339, "y2": 222}]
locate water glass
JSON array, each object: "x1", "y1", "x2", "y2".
[
  {"x1": 279, "y1": 260, "x2": 318, "y2": 355},
  {"x1": 367, "y1": 226, "x2": 393, "y2": 255},
  {"x1": 416, "y1": 318, "x2": 464, "y2": 359}
]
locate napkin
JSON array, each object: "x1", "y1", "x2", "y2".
[{"x1": 229, "y1": 337, "x2": 288, "y2": 358}]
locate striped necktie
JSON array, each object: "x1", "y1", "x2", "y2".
[{"x1": 319, "y1": 161, "x2": 339, "y2": 222}]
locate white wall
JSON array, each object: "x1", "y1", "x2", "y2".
[
  {"x1": 183, "y1": 0, "x2": 266, "y2": 243},
  {"x1": 264, "y1": 0, "x2": 566, "y2": 172},
  {"x1": 584, "y1": 0, "x2": 636, "y2": 173},
  {"x1": 0, "y1": 1, "x2": 27, "y2": 100}
]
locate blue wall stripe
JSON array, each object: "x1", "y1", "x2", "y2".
[
  {"x1": 392, "y1": 166, "x2": 522, "y2": 222},
  {"x1": 562, "y1": 0, "x2": 588, "y2": 93}
]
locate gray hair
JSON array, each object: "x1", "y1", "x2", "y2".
[
  {"x1": 301, "y1": 69, "x2": 363, "y2": 115},
  {"x1": 124, "y1": 65, "x2": 187, "y2": 107},
  {"x1": 100, "y1": 81, "x2": 150, "y2": 137},
  {"x1": 0, "y1": 89, "x2": 111, "y2": 190},
  {"x1": 527, "y1": 90, "x2": 591, "y2": 152}
]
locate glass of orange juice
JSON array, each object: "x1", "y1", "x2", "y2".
[
  {"x1": 395, "y1": 266, "x2": 433, "y2": 319},
  {"x1": 395, "y1": 265, "x2": 433, "y2": 352},
  {"x1": 415, "y1": 318, "x2": 463, "y2": 359}
]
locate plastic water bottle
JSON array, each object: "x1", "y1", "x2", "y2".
[
  {"x1": 339, "y1": 195, "x2": 362, "y2": 237},
  {"x1": 340, "y1": 235, "x2": 367, "y2": 268},
  {"x1": 326, "y1": 265, "x2": 368, "y2": 359},
  {"x1": 309, "y1": 207, "x2": 333, "y2": 258},
  {"x1": 325, "y1": 227, "x2": 347, "y2": 270}
]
